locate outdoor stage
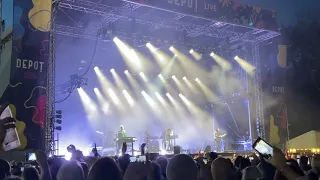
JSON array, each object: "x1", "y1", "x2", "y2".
[{"x1": 49, "y1": 0, "x2": 281, "y2": 155}]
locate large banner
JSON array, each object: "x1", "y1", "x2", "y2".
[
  {"x1": 263, "y1": 44, "x2": 288, "y2": 149},
  {"x1": 123, "y1": 0, "x2": 278, "y2": 31},
  {"x1": 0, "y1": 0, "x2": 51, "y2": 150}
]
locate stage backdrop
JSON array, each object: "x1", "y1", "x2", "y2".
[
  {"x1": 0, "y1": 0, "x2": 51, "y2": 150},
  {"x1": 262, "y1": 44, "x2": 288, "y2": 149}
]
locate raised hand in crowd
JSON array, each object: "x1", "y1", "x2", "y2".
[
  {"x1": 123, "y1": 161, "x2": 153, "y2": 180},
  {"x1": 0, "y1": 117, "x2": 15, "y2": 147},
  {"x1": 35, "y1": 150, "x2": 52, "y2": 180},
  {"x1": 0, "y1": 103, "x2": 15, "y2": 149},
  {"x1": 265, "y1": 147, "x2": 301, "y2": 180},
  {"x1": 196, "y1": 157, "x2": 213, "y2": 180}
]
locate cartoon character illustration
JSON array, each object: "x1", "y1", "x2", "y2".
[{"x1": 28, "y1": 0, "x2": 52, "y2": 32}]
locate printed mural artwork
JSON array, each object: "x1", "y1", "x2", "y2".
[
  {"x1": 264, "y1": 45, "x2": 288, "y2": 149},
  {"x1": 126, "y1": 0, "x2": 278, "y2": 31},
  {"x1": 0, "y1": 0, "x2": 51, "y2": 149}
]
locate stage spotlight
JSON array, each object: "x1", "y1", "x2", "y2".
[
  {"x1": 110, "y1": 69, "x2": 115, "y2": 72},
  {"x1": 210, "y1": 52, "x2": 214, "y2": 56},
  {"x1": 139, "y1": 72, "x2": 144, "y2": 76},
  {"x1": 195, "y1": 78, "x2": 199, "y2": 81},
  {"x1": 113, "y1": 37, "x2": 118, "y2": 42},
  {"x1": 234, "y1": 56, "x2": 239, "y2": 60},
  {"x1": 183, "y1": 76, "x2": 186, "y2": 80},
  {"x1": 172, "y1": 75, "x2": 176, "y2": 79},
  {"x1": 189, "y1": 49, "x2": 194, "y2": 54},
  {"x1": 124, "y1": 70, "x2": 129, "y2": 74},
  {"x1": 141, "y1": 91, "x2": 146, "y2": 95},
  {"x1": 169, "y1": 46, "x2": 174, "y2": 51},
  {"x1": 158, "y1": 74, "x2": 162, "y2": 77},
  {"x1": 179, "y1": 93, "x2": 183, "y2": 97},
  {"x1": 155, "y1": 92, "x2": 159, "y2": 96},
  {"x1": 146, "y1": 42, "x2": 151, "y2": 47},
  {"x1": 94, "y1": 88, "x2": 98, "y2": 92},
  {"x1": 122, "y1": 90, "x2": 126, "y2": 93},
  {"x1": 94, "y1": 66, "x2": 98, "y2": 71},
  {"x1": 166, "y1": 93, "x2": 170, "y2": 96}
]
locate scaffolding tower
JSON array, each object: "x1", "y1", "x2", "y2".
[{"x1": 44, "y1": 1, "x2": 57, "y2": 155}]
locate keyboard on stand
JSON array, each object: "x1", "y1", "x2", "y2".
[{"x1": 116, "y1": 137, "x2": 137, "y2": 156}]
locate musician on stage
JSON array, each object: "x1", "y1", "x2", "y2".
[
  {"x1": 116, "y1": 125, "x2": 126, "y2": 154},
  {"x1": 163, "y1": 128, "x2": 174, "y2": 151},
  {"x1": 214, "y1": 128, "x2": 226, "y2": 152},
  {"x1": 118, "y1": 125, "x2": 126, "y2": 139}
]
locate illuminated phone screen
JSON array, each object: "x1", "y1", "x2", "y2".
[{"x1": 253, "y1": 138, "x2": 273, "y2": 158}]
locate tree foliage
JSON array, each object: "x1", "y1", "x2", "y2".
[{"x1": 284, "y1": 12, "x2": 320, "y2": 136}]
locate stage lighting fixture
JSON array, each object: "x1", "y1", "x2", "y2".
[
  {"x1": 169, "y1": 46, "x2": 174, "y2": 51},
  {"x1": 94, "y1": 88, "x2": 98, "y2": 92},
  {"x1": 122, "y1": 90, "x2": 126, "y2": 93},
  {"x1": 141, "y1": 91, "x2": 146, "y2": 95},
  {"x1": 110, "y1": 69, "x2": 115, "y2": 72},
  {"x1": 195, "y1": 78, "x2": 199, "y2": 81},
  {"x1": 139, "y1": 72, "x2": 144, "y2": 76},
  {"x1": 189, "y1": 49, "x2": 194, "y2": 54},
  {"x1": 158, "y1": 74, "x2": 162, "y2": 78},
  {"x1": 124, "y1": 70, "x2": 129, "y2": 74},
  {"x1": 179, "y1": 93, "x2": 183, "y2": 97},
  {"x1": 155, "y1": 92, "x2": 159, "y2": 96},
  {"x1": 210, "y1": 52, "x2": 214, "y2": 56},
  {"x1": 172, "y1": 75, "x2": 176, "y2": 79},
  {"x1": 94, "y1": 66, "x2": 98, "y2": 71},
  {"x1": 146, "y1": 42, "x2": 151, "y2": 47},
  {"x1": 166, "y1": 93, "x2": 169, "y2": 96},
  {"x1": 183, "y1": 76, "x2": 186, "y2": 80},
  {"x1": 113, "y1": 37, "x2": 118, "y2": 42},
  {"x1": 234, "y1": 56, "x2": 239, "y2": 60}
]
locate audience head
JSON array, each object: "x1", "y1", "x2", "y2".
[
  {"x1": 234, "y1": 156, "x2": 243, "y2": 169},
  {"x1": 0, "y1": 159, "x2": 11, "y2": 179},
  {"x1": 80, "y1": 162, "x2": 89, "y2": 179},
  {"x1": 242, "y1": 166, "x2": 261, "y2": 180},
  {"x1": 4, "y1": 176, "x2": 22, "y2": 180},
  {"x1": 208, "y1": 152, "x2": 218, "y2": 161},
  {"x1": 87, "y1": 157, "x2": 122, "y2": 180},
  {"x1": 300, "y1": 155, "x2": 309, "y2": 166},
  {"x1": 239, "y1": 158, "x2": 251, "y2": 170},
  {"x1": 156, "y1": 156, "x2": 168, "y2": 177},
  {"x1": 311, "y1": 154, "x2": 320, "y2": 169},
  {"x1": 150, "y1": 162, "x2": 162, "y2": 180},
  {"x1": 21, "y1": 166, "x2": 40, "y2": 180},
  {"x1": 166, "y1": 154, "x2": 198, "y2": 180},
  {"x1": 118, "y1": 154, "x2": 130, "y2": 173},
  {"x1": 57, "y1": 160, "x2": 84, "y2": 180},
  {"x1": 211, "y1": 157, "x2": 233, "y2": 180}
]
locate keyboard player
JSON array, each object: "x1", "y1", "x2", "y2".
[{"x1": 117, "y1": 125, "x2": 127, "y2": 154}]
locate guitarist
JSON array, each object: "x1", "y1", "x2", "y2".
[{"x1": 214, "y1": 128, "x2": 226, "y2": 152}]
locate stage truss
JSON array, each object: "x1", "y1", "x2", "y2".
[{"x1": 46, "y1": 0, "x2": 277, "y2": 153}]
